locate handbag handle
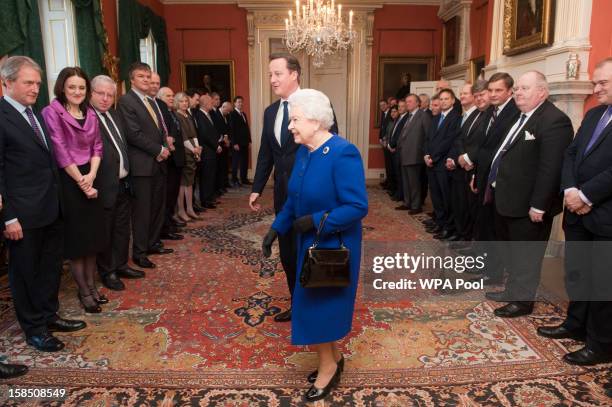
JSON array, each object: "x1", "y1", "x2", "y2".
[{"x1": 311, "y1": 211, "x2": 345, "y2": 249}]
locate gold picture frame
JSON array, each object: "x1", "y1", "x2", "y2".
[
  {"x1": 442, "y1": 16, "x2": 459, "y2": 67},
  {"x1": 503, "y1": 0, "x2": 554, "y2": 56},
  {"x1": 180, "y1": 60, "x2": 236, "y2": 102},
  {"x1": 376, "y1": 56, "x2": 434, "y2": 126}
]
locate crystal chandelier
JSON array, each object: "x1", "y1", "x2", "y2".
[{"x1": 284, "y1": 0, "x2": 355, "y2": 67}]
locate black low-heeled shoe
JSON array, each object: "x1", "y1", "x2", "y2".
[
  {"x1": 304, "y1": 363, "x2": 342, "y2": 402},
  {"x1": 307, "y1": 355, "x2": 344, "y2": 383},
  {"x1": 90, "y1": 288, "x2": 109, "y2": 304},
  {"x1": 78, "y1": 293, "x2": 102, "y2": 314}
]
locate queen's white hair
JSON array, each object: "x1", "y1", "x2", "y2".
[{"x1": 287, "y1": 89, "x2": 334, "y2": 130}]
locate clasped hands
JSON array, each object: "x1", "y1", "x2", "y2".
[
  {"x1": 78, "y1": 173, "x2": 98, "y2": 199},
  {"x1": 156, "y1": 146, "x2": 170, "y2": 162},
  {"x1": 261, "y1": 215, "x2": 315, "y2": 258},
  {"x1": 565, "y1": 189, "x2": 592, "y2": 216}
]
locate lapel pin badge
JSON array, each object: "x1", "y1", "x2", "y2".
[{"x1": 323, "y1": 146, "x2": 330, "y2": 155}]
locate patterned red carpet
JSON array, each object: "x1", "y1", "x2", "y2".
[{"x1": 0, "y1": 185, "x2": 610, "y2": 406}]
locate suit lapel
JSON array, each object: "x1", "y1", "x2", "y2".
[
  {"x1": 581, "y1": 109, "x2": 612, "y2": 160},
  {"x1": 1, "y1": 99, "x2": 49, "y2": 152},
  {"x1": 269, "y1": 101, "x2": 282, "y2": 149}
]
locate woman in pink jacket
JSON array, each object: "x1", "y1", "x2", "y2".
[{"x1": 42, "y1": 67, "x2": 107, "y2": 313}]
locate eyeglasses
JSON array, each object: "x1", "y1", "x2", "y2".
[{"x1": 92, "y1": 90, "x2": 115, "y2": 99}]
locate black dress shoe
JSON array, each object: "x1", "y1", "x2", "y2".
[
  {"x1": 422, "y1": 219, "x2": 436, "y2": 226},
  {"x1": 26, "y1": 333, "x2": 65, "y2": 352},
  {"x1": 0, "y1": 362, "x2": 28, "y2": 379},
  {"x1": 494, "y1": 302, "x2": 533, "y2": 318},
  {"x1": 409, "y1": 209, "x2": 423, "y2": 215},
  {"x1": 116, "y1": 267, "x2": 145, "y2": 279},
  {"x1": 101, "y1": 273, "x2": 125, "y2": 291},
  {"x1": 482, "y1": 275, "x2": 504, "y2": 285},
  {"x1": 133, "y1": 257, "x2": 156, "y2": 268},
  {"x1": 160, "y1": 233, "x2": 184, "y2": 241},
  {"x1": 433, "y1": 230, "x2": 452, "y2": 240},
  {"x1": 441, "y1": 234, "x2": 461, "y2": 242},
  {"x1": 537, "y1": 325, "x2": 586, "y2": 341},
  {"x1": 47, "y1": 318, "x2": 87, "y2": 332},
  {"x1": 274, "y1": 309, "x2": 291, "y2": 322},
  {"x1": 241, "y1": 180, "x2": 252, "y2": 185},
  {"x1": 606, "y1": 387, "x2": 612, "y2": 398},
  {"x1": 172, "y1": 220, "x2": 187, "y2": 228},
  {"x1": 426, "y1": 226, "x2": 443, "y2": 234},
  {"x1": 147, "y1": 247, "x2": 174, "y2": 255},
  {"x1": 304, "y1": 363, "x2": 341, "y2": 402},
  {"x1": 307, "y1": 355, "x2": 344, "y2": 383},
  {"x1": 203, "y1": 202, "x2": 217, "y2": 209},
  {"x1": 485, "y1": 290, "x2": 511, "y2": 302},
  {"x1": 193, "y1": 206, "x2": 205, "y2": 213},
  {"x1": 563, "y1": 346, "x2": 612, "y2": 366},
  {"x1": 395, "y1": 205, "x2": 410, "y2": 210}
]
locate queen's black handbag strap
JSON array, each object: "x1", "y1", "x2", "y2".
[{"x1": 312, "y1": 211, "x2": 345, "y2": 249}]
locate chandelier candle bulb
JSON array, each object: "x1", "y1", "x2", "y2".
[
  {"x1": 349, "y1": 10, "x2": 353, "y2": 30},
  {"x1": 285, "y1": 18, "x2": 289, "y2": 30},
  {"x1": 289, "y1": 10, "x2": 293, "y2": 25},
  {"x1": 296, "y1": 0, "x2": 300, "y2": 18}
]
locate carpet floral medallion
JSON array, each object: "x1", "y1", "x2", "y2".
[{"x1": 0, "y1": 186, "x2": 609, "y2": 406}]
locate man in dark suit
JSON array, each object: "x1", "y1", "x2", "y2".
[
  {"x1": 154, "y1": 84, "x2": 185, "y2": 241},
  {"x1": 470, "y1": 73, "x2": 520, "y2": 283},
  {"x1": 537, "y1": 58, "x2": 612, "y2": 366},
  {"x1": 209, "y1": 92, "x2": 230, "y2": 196},
  {"x1": 230, "y1": 96, "x2": 251, "y2": 186},
  {"x1": 485, "y1": 71, "x2": 573, "y2": 318},
  {"x1": 424, "y1": 88, "x2": 461, "y2": 238},
  {"x1": 193, "y1": 91, "x2": 220, "y2": 209},
  {"x1": 250, "y1": 53, "x2": 337, "y2": 322},
  {"x1": 118, "y1": 62, "x2": 173, "y2": 270},
  {"x1": 387, "y1": 99, "x2": 410, "y2": 202},
  {"x1": 378, "y1": 99, "x2": 393, "y2": 189},
  {"x1": 91, "y1": 75, "x2": 145, "y2": 291},
  {"x1": 445, "y1": 83, "x2": 480, "y2": 242},
  {"x1": 451, "y1": 80, "x2": 491, "y2": 246},
  {"x1": 396, "y1": 94, "x2": 431, "y2": 213},
  {"x1": 0, "y1": 56, "x2": 85, "y2": 361}
]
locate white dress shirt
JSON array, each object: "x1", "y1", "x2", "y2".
[{"x1": 274, "y1": 88, "x2": 300, "y2": 145}]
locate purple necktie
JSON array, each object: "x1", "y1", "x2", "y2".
[
  {"x1": 25, "y1": 107, "x2": 47, "y2": 149},
  {"x1": 584, "y1": 106, "x2": 612, "y2": 154}
]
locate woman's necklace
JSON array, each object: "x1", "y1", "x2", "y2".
[{"x1": 66, "y1": 105, "x2": 84, "y2": 119}]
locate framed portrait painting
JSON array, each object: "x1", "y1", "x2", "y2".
[
  {"x1": 442, "y1": 17, "x2": 459, "y2": 67},
  {"x1": 376, "y1": 56, "x2": 434, "y2": 126},
  {"x1": 180, "y1": 60, "x2": 235, "y2": 102},
  {"x1": 503, "y1": 0, "x2": 554, "y2": 56}
]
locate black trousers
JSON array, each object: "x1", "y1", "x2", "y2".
[
  {"x1": 473, "y1": 198, "x2": 504, "y2": 280},
  {"x1": 199, "y1": 156, "x2": 217, "y2": 204},
  {"x1": 216, "y1": 148, "x2": 230, "y2": 190},
  {"x1": 562, "y1": 219, "x2": 612, "y2": 352},
  {"x1": 278, "y1": 228, "x2": 297, "y2": 297},
  {"x1": 383, "y1": 147, "x2": 396, "y2": 189},
  {"x1": 231, "y1": 145, "x2": 249, "y2": 182},
  {"x1": 427, "y1": 167, "x2": 451, "y2": 229},
  {"x1": 494, "y1": 210, "x2": 553, "y2": 301},
  {"x1": 163, "y1": 163, "x2": 182, "y2": 233},
  {"x1": 97, "y1": 181, "x2": 131, "y2": 277},
  {"x1": 450, "y1": 169, "x2": 474, "y2": 239},
  {"x1": 401, "y1": 164, "x2": 423, "y2": 209},
  {"x1": 392, "y1": 152, "x2": 403, "y2": 200},
  {"x1": 8, "y1": 218, "x2": 63, "y2": 337},
  {"x1": 131, "y1": 173, "x2": 166, "y2": 259}
]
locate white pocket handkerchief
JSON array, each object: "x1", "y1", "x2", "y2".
[{"x1": 524, "y1": 131, "x2": 536, "y2": 141}]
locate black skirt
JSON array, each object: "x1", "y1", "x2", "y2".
[{"x1": 59, "y1": 163, "x2": 107, "y2": 259}]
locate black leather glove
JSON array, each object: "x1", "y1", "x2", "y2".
[
  {"x1": 262, "y1": 228, "x2": 278, "y2": 258},
  {"x1": 293, "y1": 215, "x2": 315, "y2": 233}
]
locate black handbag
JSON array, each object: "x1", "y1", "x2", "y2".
[{"x1": 300, "y1": 212, "x2": 350, "y2": 288}]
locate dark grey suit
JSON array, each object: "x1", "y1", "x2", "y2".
[
  {"x1": 397, "y1": 109, "x2": 431, "y2": 209},
  {"x1": 118, "y1": 90, "x2": 167, "y2": 260}
]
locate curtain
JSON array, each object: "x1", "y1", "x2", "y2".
[
  {"x1": 73, "y1": 0, "x2": 108, "y2": 79},
  {"x1": 118, "y1": 0, "x2": 170, "y2": 87},
  {"x1": 1, "y1": 0, "x2": 49, "y2": 109}
]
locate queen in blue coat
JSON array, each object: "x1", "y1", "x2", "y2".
[{"x1": 262, "y1": 89, "x2": 368, "y2": 402}]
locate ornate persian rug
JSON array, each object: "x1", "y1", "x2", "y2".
[{"x1": 0, "y1": 186, "x2": 610, "y2": 406}]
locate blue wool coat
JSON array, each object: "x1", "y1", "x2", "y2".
[{"x1": 272, "y1": 135, "x2": 368, "y2": 345}]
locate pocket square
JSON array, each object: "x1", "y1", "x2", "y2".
[{"x1": 524, "y1": 131, "x2": 536, "y2": 141}]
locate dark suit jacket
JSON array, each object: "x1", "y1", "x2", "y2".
[
  {"x1": 0, "y1": 97, "x2": 61, "y2": 229},
  {"x1": 389, "y1": 112, "x2": 409, "y2": 149},
  {"x1": 252, "y1": 99, "x2": 338, "y2": 213},
  {"x1": 96, "y1": 109, "x2": 130, "y2": 209},
  {"x1": 474, "y1": 99, "x2": 521, "y2": 193},
  {"x1": 494, "y1": 100, "x2": 573, "y2": 217},
  {"x1": 562, "y1": 104, "x2": 612, "y2": 236},
  {"x1": 156, "y1": 98, "x2": 185, "y2": 168},
  {"x1": 448, "y1": 108, "x2": 484, "y2": 161},
  {"x1": 229, "y1": 110, "x2": 251, "y2": 147},
  {"x1": 397, "y1": 109, "x2": 431, "y2": 166},
  {"x1": 424, "y1": 109, "x2": 461, "y2": 168},
  {"x1": 118, "y1": 90, "x2": 167, "y2": 177},
  {"x1": 193, "y1": 109, "x2": 220, "y2": 157}
]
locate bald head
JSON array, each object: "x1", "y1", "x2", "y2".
[
  {"x1": 158, "y1": 86, "x2": 174, "y2": 108},
  {"x1": 514, "y1": 71, "x2": 549, "y2": 113},
  {"x1": 220, "y1": 101, "x2": 233, "y2": 115}
]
